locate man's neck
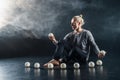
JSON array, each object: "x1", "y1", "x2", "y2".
[
  {"x1": 74, "y1": 28, "x2": 83, "y2": 34},
  {"x1": 76, "y1": 27, "x2": 83, "y2": 33}
]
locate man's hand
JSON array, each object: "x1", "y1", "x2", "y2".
[
  {"x1": 48, "y1": 33, "x2": 58, "y2": 44},
  {"x1": 98, "y1": 50, "x2": 106, "y2": 58}
]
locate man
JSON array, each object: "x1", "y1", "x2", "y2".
[{"x1": 44, "y1": 14, "x2": 105, "y2": 67}]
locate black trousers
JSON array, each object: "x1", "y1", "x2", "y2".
[{"x1": 52, "y1": 40, "x2": 88, "y2": 64}]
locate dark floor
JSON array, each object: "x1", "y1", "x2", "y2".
[{"x1": 0, "y1": 54, "x2": 120, "y2": 80}]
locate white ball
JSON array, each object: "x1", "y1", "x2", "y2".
[
  {"x1": 48, "y1": 33, "x2": 54, "y2": 37},
  {"x1": 34, "y1": 62, "x2": 40, "y2": 69},
  {"x1": 96, "y1": 60, "x2": 103, "y2": 66},
  {"x1": 100, "y1": 50, "x2": 106, "y2": 55},
  {"x1": 88, "y1": 61, "x2": 95, "y2": 68},
  {"x1": 48, "y1": 63, "x2": 54, "y2": 69},
  {"x1": 25, "y1": 62, "x2": 30, "y2": 67},
  {"x1": 73, "y1": 63, "x2": 80, "y2": 69},
  {"x1": 60, "y1": 63, "x2": 67, "y2": 69}
]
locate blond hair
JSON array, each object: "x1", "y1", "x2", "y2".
[{"x1": 72, "y1": 14, "x2": 85, "y2": 26}]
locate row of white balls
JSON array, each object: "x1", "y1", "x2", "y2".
[{"x1": 25, "y1": 60, "x2": 102, "y2": 69}]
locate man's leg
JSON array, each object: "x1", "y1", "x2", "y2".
[{"x1": 44, "y1": 40, "x2": 71, "y2": 67}]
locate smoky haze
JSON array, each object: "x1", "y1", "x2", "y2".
[
  {"x1": 0, "y1": 0, "x2": 62, "y2": 38},
  {"x1": 0, "y1": 0, "x2": 108, "y2": 38}
]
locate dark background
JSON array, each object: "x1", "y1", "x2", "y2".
[{"x1": 0, "y1": 0, "x2": 120, "y2": 58}]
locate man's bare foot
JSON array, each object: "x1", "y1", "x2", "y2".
[{"x1": 43, "y1": 59, "x2": 60, "y2": 67}]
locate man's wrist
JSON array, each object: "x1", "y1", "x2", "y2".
[{"x1": 52, "y1": 39, "x2": 58, "y2": 44}]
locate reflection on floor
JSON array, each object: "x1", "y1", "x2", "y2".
[{"x1": 0, "y1": 56, "x2": 119, "y2": 80}]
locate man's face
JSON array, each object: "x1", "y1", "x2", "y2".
[{"x1": 71, "y1": 19, "x2": 80, "y2": 30}]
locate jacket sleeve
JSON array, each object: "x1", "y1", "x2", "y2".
[
  {"x1": 53, "y1": 33, "x2": 71, "y2": 46},
  {"x1": 87, "y1": 31, "x2": 100, "y2": 54},
  {"x1": 63, "y1": 33, "x2": 71, "y2": 41}
]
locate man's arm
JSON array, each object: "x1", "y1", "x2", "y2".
[{"x1": 87, "y1": 31, "x2": 106, "y2": 58}]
